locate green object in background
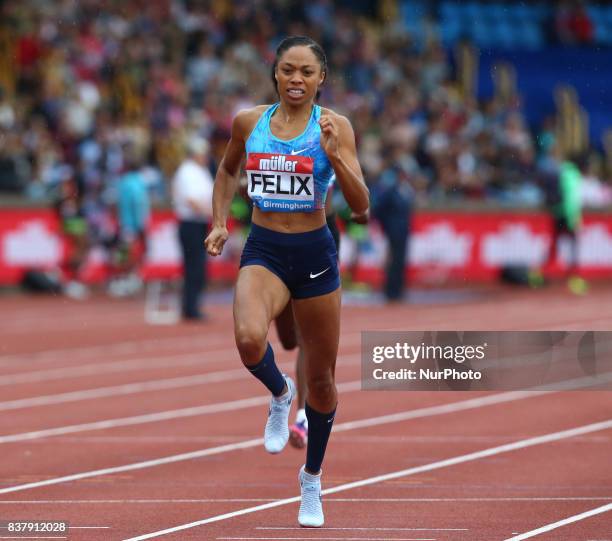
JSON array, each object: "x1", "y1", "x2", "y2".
[
  {"x1": 346, "y1": 222, "x2": 368, "y2": 241},
  {"x1": 335, "y1": 193, "x2": 369, "y2": 241},
  {"x1": 527, "y1": 269, "x2": 545, "y2": 289},
  {"x1": 568, "y1": 275, "x2": 588, "y2": 295},
  {"x1": 230, "y1": 196, "x2": 251, "y2": 223},
  {"x1": 337, "y1": 203, "x2": 352, "y2": 222},
  {"x1": 63, "y1": 217, "x2": 87, "y2": 236},
  {"x1": 557, "y1": 161, "x2": 582, "y2": 230}
]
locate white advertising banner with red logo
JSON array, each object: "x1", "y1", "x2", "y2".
[{"x1": 1, "y1": 209, "x2": 611, "y2": 285}]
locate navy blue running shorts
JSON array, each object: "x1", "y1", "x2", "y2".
[{"x1": 240, "y1": 223, "x2": 340, "y2": 299}]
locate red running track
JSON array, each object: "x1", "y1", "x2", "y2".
[{"x1": 0, "y1": 283, "x2": 611, "y2": 540}]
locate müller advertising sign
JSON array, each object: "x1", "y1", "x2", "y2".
[{"x1": 2, "y1": 209, "x2": 612, "y2": 284}]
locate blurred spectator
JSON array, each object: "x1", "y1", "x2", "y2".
[
  {"x1": 0, "y1": 87, "x2": 15, "y2": 130},
  {"x1": 187, "y1": 40, "x2": 221, "y2": 104},
  {"x1": 0, "y1": 86, "x2": 28, "y2": 192},
  {"x1": 555, "y1": 1, "x2": 594, "y2": 45},
  {"x1": 53, "y1": 174, "x2": 90, "y2": 299},
  {"x1": 108, "y1": 150, "x2": 150, "y2": 297},
  {"x1": 545, "y1": 153, "x2": 585, "y2": 284},
  {"x1": 2, "y1": 0, "x2": 611, "y2": 300},
  {"x1": 580, "y1": 154, "x2": 612, "y2": 208},
  {"x1": 372, "y1": 145, "x2": 414, "y2": 302},
  {"x1": 172, "y1": 136, "x2": 213, "y2": 321}
]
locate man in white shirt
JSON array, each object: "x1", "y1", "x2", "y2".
[{"x1": 173, "y1": 137, "x2": 214, "y2": 320}]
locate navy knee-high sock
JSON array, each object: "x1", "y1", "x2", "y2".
[
  {"x1": 305, "y1": 402, "x2": 336, "y2": 473},
  {"x1": 247, "y1": 342, "x2": 286, "y2": 396}
]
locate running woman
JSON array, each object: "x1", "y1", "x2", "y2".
[{"x1": 205, "y1": 36, "x2": 369, "y2": 527}]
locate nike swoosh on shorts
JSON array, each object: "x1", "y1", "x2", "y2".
[{"x1": 310, "y1": 267, "x2": 330, "y2": 279}]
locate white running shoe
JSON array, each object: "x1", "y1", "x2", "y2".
[
  {"x1": 264, "y1": 375, "x2": 295, "y2": 454},
  {"x1": 298, "y1": 465, "x2": 324, "y2": 527}
]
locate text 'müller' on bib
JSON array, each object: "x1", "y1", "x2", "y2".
[{"x1": 246, "y1": 152, "x2": 315, "y2": 212}]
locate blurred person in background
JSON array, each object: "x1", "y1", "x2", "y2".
[
  {"x1": 108, "y1": 150, "x2": 150, "y2": 297},
  {"x1": 5, "y1": 0, "x2": 612, "y2": 306},
  {"x1": 5, "y1": 0, "x2": 609, "y2": 214},
  {"x1": 545, "y1": 151, "x2": 587, "y2": 294},
  {"x1": 172, "y1": 136, "x2": 213, "y2": 321},
  {"x1": 373, "y1": 143, "x2": 414, "y2": 302},
  {"x1": 555, "y1": 0, "x2": 594, "y2": 45},
  {"x1": 580, "y1": 153, "x2": 612, "y2": 208},
  {"x1": 53, "y1": 172, "x2": 90, "y2": 299}
]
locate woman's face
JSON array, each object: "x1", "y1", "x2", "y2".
[{"x1": 275, "y1": 45, "x2": 325, "y2": 106}]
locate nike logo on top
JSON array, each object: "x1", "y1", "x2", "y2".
[
  {"x1": 291, "y1": 148, "x2": 310, "y2": 155},
  {"x1": 310, "y1": 267, "x2": 330, "y2": 279}
]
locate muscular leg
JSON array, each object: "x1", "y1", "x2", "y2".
[
  {"x1": 274, "y1": 301, "x2": 309, "y2": 449},
  {"x1": 235, "y1": 265, "x2": 296, "y2": 453},
  {"x1": 234, "y1": 265, "x2": 290, "y2": 366},
  {"x1": 234, "y1": 265, "x2": 291, "y2": 398},
  {"x1": 294, "y1": 345, "x2": 306, "y2": 409},
  {"x1": 293, "y1": 288, "x2": 341, "y2": 473},
  {"x1": 293, "y1": 288, "x2": 340, "y2": 412}
]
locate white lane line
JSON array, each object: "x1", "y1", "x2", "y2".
[
  {"x1": 3, "y1": 312, "x2": 145, "y2": 334},
  {"x1": 0, "y1": 335, "x2": 210, "y2": 366},
  {"x1": 257, "y1": 526, "x2": 467, "y2": 530},
  {"x1": 122, "y1": 419, "x2": 612, "y2": 541},
  {"x1": 0, "y1": 352, "x2": 358, "y2": 412},
  {"x1": 0, "y1": 317, "x2": 372, "y2": 368},
  {"x1": 217, "y1": 528, "x2": 437, "y2": 541},
  {"x1": 0, "y1": 379, "x2": 362, "y2": 444},
  {"x1": 0, "y1": 348, "x2": 363, "y2": 410},
  {"x1": 0, "y1": 499, "x2": 276, "y2": 504},
  {"x1": 0, "y1": 331, "x2": 364, "y2": 386},
  {"x1": 324, "y1": 497, "x2": 612, "y2": 502},
  {"x1": 0, "y1": 369, "x2": 250, "y2": 412},
  {"x1": 217, "y1": 538, "x2": 435, "y2": 541},
  {"x1": 504, "y1": 502, "x2": 612, "y2": 540},
  {"x1": 0, "y1": 438, "x2": 263, "y2": 496},
  {"x1": 1, "y1": 498, "x2": 611, "y2": 505},
  {"x1": 0, "y1": 350, "x2": 229, "y2": 387},
  {"x1": 0, "y1": 339, "x2": 349, "y2": 387},
  {"x1": 0, "y1": 390, "x2": 542, "y2": 495},
  {"x1": 0, "y1": 397, "x2": 267, "y2": 444},
  {"x1": 0, "y1": 324, "x2": 365, "y2": 366}
]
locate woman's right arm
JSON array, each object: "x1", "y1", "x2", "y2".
[{"x1": 205, "y1": 110, "x2": 252, "y2": 256}]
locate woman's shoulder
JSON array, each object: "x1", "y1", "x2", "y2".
[
  {"x1": 234, "y1": 105, "x2": 270, "y2": 124},
  {"x1": 234, "y1": 104, "x2": 273, "y2": 134}
]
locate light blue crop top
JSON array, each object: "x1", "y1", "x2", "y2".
[{"x1": 244, "y1": 103, "x2": 335, "y2": 212}]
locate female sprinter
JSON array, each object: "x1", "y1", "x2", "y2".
[{"x1": 205, "y1": 36, "x2": 369, "y2": 527}]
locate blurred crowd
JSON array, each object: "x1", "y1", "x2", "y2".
[{"x1": 0, "y1": 0, "x2": 611, "y2": 215}]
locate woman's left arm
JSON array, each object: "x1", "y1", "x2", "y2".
[{"x1": 320, "y1": 114, "x2": 370, "y2": 215}]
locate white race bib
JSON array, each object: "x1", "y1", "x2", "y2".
[{"x1": 246, "y1": 153, "x2": 315, "y2": 211}]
